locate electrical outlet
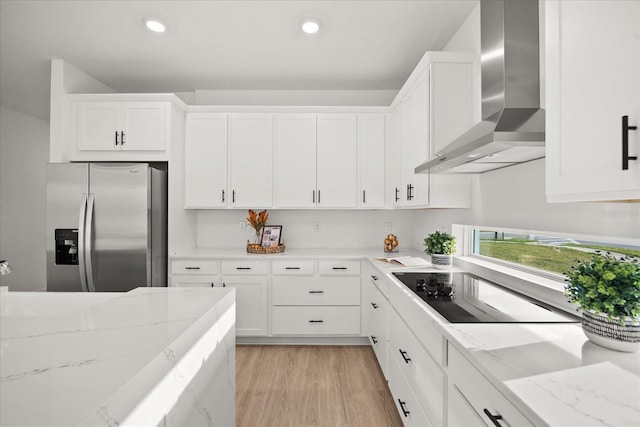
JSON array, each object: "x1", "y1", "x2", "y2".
[
  {"x1": 314, "y1": 222, "x2": 320, "y2": 232},
  {"x1": 239, "y1": 221, "x2": 246, "y2": 231},
  {"x1": 385, "y1": 222, "x2": 392, "y2": 233}
]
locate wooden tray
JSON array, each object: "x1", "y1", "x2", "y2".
[{"x1": 246, "y1": 243, "x2": 285, "y2": 254}]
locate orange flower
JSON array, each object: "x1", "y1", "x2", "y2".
[{"x1": 247, "y1": 209, "x2": 269, "y2": 235}]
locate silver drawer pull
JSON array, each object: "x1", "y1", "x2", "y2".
[
  {"x1": 332, "y1": 267, "x2": 348, "y2": 270},
  {"x1": 308, "y1": 320, "x2": 324, "y2": 323},
  {"x1": 309, "y1": 290, "x2": 324, "y2": 294},
  {"x1": 184, "y1": 267, "x2": 200, "y2": 270},
  {"x1": 285, "y1": 267, "x2": 300, "y2": 270},
  {"x1": 236, "y1": 267, "x2": 251, "y2": 270}
]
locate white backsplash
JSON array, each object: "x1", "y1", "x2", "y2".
[{"x1": 196, "y1": 209, "x2": 414, "y2": 249}]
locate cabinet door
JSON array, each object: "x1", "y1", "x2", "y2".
[
  {"x1": 447, "y1": 384, "x2": 485, "y2": 427},
  {"x1": 317, "y1": 114, "x2": 357, "y2": 208},
  {"x1": 229, "y1": 114, "x2": 274, "y2": 208},
  {"x1": 388, "y1": 106, "x2": 404, "y2": 207},
  {"x1": 185, "y1": 114, "x2": 228, "y2": 208},
  {"x1": 121, "y1": 102, "x2": 168, "y2": 151},
  {"x1": 357, "y1": 114, "x2": 386, "y2": 208},
  {"x1": 546, "y1": 0, "x2": 640, "y2": 202},
  {"x1": 401, "y1": 75, "x2": 429, "y2": 206},
  {"x1": 76, "y1": 102, "x2": 120, "y2": 151},
  {"x1": 275, "y1": 114, "x2": 317, "y2": 208},
  {"x1": 221, "y1": 276, "x2": 268, "y2": 336}
]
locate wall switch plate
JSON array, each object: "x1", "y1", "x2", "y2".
[
  {"x1": 239, "y1": 221, "x2": 246, "y2": 231},
  {"x1": 314, "y1": 222, "x2": 320, "y2": 232},
  {"x1": 385, "y1": 222, "x2": 392, "y2": 233}
]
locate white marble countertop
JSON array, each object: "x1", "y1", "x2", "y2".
[
  {"x1": 0, "y1": 287, "x2": 235, "y2": 427},
  {"x1": 170, "y1": 247, "x2": 427, "y2": 260},
  {"x1": 368, "y1": 258, "x2": 640, "y2": 427}
]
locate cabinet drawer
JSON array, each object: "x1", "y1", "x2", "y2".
[
  {"x1": 387, "y1": 353, "x2": 431, "y2": 427},
  {"x1": 367, "y1": 280, "x2": 389, "y2": 326},
  {"x1": 388, "y1": 307, "x2": 444, "y2": 427},
  {"x1": 318, "y1": 260, "x2": 360, "y2": 275},
  {"x1": 387, "y1": 276, "x2": 444, "y2": 366},
  {"x1": 272, "y1": 260, "x2": 314, "y2": 275},
  {"x1": 448, "y1": 344, "x2": 534, "y2": 427},
  {"x1": 272, "y1": 276, "x2": 360, "y2": 306},
  {"x1": 170, "y1": 275, "x2": 217, "y2": 288},
  {"x1": 170, "y1": 259, "x2": 218, "y2": 275},
  {"x1": 221, "y1": 260, "x2": 268, "y2": 275},
  {"x1": 271, "y1": 306, "x2": 360, "y2": 335}
]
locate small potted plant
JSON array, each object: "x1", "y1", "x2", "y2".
[
  {"x1": 565, "y1": 252, "x2": 640, "y2": 352},
  {"x1": 424, "y1": 231, "x2": 456, "y2": 269}
]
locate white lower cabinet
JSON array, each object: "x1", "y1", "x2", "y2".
[
  {"x1": 447, "y1": 383, "x2": 485, "y2": 426},
  {"x1": 387, "y1": 353, "x2": 431, "y2": 427},
  {"x1": 169, "y1": 258, "x2": 218, "y2": 287},
  {"x1": 271, "y1": 259, "x2": 361, "y2": 336},
  {"x1": 366, "y1": 272, "x2": 389, "y2": 379},
  {"x1": 271, "y1": 306, "x2": 360, "y2": 335},
  {"x1": 388, "y1": 306, "x2": 444, "y2": 427},
  {"x1": 447, "y1": 344, "x2": 534, "y2": 427},
  {"x1": 221, "y1": 260, "x2": 268, "y2": 336}
]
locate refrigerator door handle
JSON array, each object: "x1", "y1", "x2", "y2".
[
  {"x1": 84, "y1": 194, "x2": 96, "y2": 292},
  {"x1": 78, "y1": 194, "x2": 89, "y2": 292}
]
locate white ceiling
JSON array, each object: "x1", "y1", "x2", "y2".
[{"x1": 0, "y1": 0, "x2": 477, "y2": 121}]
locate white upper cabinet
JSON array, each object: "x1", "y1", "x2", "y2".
[
  {"x1": 400, "y1": 73, "x2": 430, "y2": 206},
  {"x1": 184, "y1": 113, "x2": 228, "y2": 208},
  {"x1": 275, "y1": 114, "x2": 317, "y2": 208},
  {"x1": 229, "y1": 114, "x2": 274, "y2": 208},
  {"x1": 545, "y1": 0, "x2": 640, "y2": 202},
  {"x1": 75, "y1": 101, "x2": 168, "y2": 152},
  {"x1": 357, "y1": 114, "x2": 386, "y2": 208},
  {"x1": 391, "y1": 53, "x2": 473, "y2": 209},
  {"x1": 317, "y1": 114, "x2": 358, "y2": 208}
]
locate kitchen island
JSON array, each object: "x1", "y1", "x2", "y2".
[{"x1": 0, "y1": 287, "x2": 235, "y2": 427}]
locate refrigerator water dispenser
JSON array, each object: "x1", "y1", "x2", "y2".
[{"x1": 55, "y1": 229, "x2": 78, "y2": 265}]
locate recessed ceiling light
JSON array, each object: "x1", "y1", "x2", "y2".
[
  {"x1": 143, "y1": 18, "x2": 166, "y2": 33},
  {"x1": 301, "y1": 19, "x2": 320, "y2": 34}
]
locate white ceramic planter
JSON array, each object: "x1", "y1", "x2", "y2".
[
  {"x1": 430, "y1": 254, "x2": 453, "y2": 270},
  {"x1": 582, "y1": 310, "x2": 640, "y2": 353}
]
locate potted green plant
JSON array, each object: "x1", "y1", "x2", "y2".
[
  {"x1": 424, "y1": 231, "x2": 456, "y2": 269},
  {"x1": 565, "y1": 252, "x2": 640, "y2": 352}
]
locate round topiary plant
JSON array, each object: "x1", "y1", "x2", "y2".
[
  {"x1": 423, "y1": 231, "x2": 456, "y2": 255},
  {"x1": 565, "y1": 251, "x2": 640, "y2": 321},
  {"x1": 565, "y1": 251, "x2": 640, "y2": 352}
]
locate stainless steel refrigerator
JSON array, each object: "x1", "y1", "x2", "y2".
[{"x1": 46, "y1": 163, "x2": 167, "y2": 292}]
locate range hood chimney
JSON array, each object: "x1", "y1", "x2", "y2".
[{"x1": 415, "y1": 0, "x2": 545, "y2": 174}]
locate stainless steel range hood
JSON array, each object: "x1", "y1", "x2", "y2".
[{"x1": 415, "y1": 0, "x2": 545, "y2": 174}]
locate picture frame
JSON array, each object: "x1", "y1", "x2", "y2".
[{"x1": 260, "y1": 225, "x2": 283, "y2": 248}]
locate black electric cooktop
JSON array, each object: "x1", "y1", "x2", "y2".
[{"x1": 392, "y1": 271, "x2": 579, "y2": 324}]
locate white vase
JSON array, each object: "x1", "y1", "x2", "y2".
[
  {"x1": 581, "y1": 310, "x2": 640, "y2": 353},
  {"x1": 430, "y1": 254, "x2": 453, "y2": 270}
]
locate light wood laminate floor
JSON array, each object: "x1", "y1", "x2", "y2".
[{"x1": 236, "y1": 345, "x2": 403, "y2": 427}]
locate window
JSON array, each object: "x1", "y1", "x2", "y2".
[{"x1": 470, "y1": 227, "x2": 640, "y2": 278}]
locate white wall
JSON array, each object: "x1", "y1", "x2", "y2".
[
  {"x1": 195, "y1": 90, "x2": 397, "y2": 106},
  {"x1": 49, "y1": 59, "x2": 114, "y2": 162},
  {"x1": 0, "y1": 106, "x2": 49, "y2": 290},
  {"x1": 196, "y1": 209, "x2": 413, "y2": 249},
  {"x1": 477, "y1": 159, "x2": 640, "y2": 239}
]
